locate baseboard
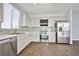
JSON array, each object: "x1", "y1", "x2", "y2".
[{"x1": 72, "y1": 39, "x2": 79, "y2": 41}]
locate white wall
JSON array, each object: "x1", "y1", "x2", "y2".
[{"x1": 72, "y1": 13, "x2": 79, "y2": 40}]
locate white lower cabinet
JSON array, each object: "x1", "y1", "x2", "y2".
[
  {"x1": 17, "y1": 33, "x2": 32, "y2": 54},
  {"x1": 17, "y1": 38, "x2": 24, "y2": 54},
  {"x1": 48, "y1": 32, "x2": 56, "y2": 42},
  {"x1": 32, "y1": 32, "x2": 40, "y2": 42},
  {"x1": 32, "y1": 32, "x2": 56, "y2": 43}
]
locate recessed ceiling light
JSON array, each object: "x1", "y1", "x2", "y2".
[{"x1": 33, "y1": 3, "x2": 37, "y2": 5}]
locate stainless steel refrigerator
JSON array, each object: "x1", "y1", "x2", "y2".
[{"x1": 56, "y1": 22, "x2": 70, "y2": 44}]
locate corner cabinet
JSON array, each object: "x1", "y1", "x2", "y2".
[
  {"x1": 17, "y1": 32, "x2": 32, "y2": 54},
  {"x1": 0, "y1": 3, "x2": 3, "y2": 22}
]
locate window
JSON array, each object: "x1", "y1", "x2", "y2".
[
  {"x1": 11, "y1": 6, "x2": 20, "y2": 29},
  {"x1": 1, "y1": 3, "x2": 12, "y2": 28},
  {"x1": 1, "y1": 3, "x2": 20, "y2": 29},
  {"x1": 19, "y1": 13, "x2": 26, "y2": 26}
]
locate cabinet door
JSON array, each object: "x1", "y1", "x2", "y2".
[
  {"x1": 49, "y1": 32, "x2": 56, "y2": 42},
  {"x1": 31, "y1": 18, "x2": 40, "y2": 27},
  {"x1": 0, "y1": 3, "x2": 3, "y2": 22},
  {"x1": 32, "y1": 32, "x2": 40, "y2": 42},
  {"x1": 23, "y1": 34, "x2": 31, "y2": 48},
  {"x1": 17, "y1": 33, "x2": 32, "y2": 54},
  {"x1": 17, "y1": 38, "x2": 24, "y2": 54},
  {"x1": 48, "y1": 19, "x2": 54, "y2": 26}
]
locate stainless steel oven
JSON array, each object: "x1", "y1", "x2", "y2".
[{"x1": 40, "y1": 19, "x2": 48, "y2": 42}]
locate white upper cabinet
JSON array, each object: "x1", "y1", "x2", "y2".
[
  {"x1": 31, "y1": 18, "x2": 40, "y2": 27},
  {"x1": 48, "y1": 18, "x2": 55, "y2": 26},
  {"x1": 0, "y1": 3, "x2": 3, "y2": 22}
]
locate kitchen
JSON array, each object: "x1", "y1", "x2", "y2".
[{"x1": 0, "y1": 3, "x2": 79, "y2": 56}]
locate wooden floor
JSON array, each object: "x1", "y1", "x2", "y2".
[{"x1": 19, "y1": 41, "x2": 79, "y2": 56}]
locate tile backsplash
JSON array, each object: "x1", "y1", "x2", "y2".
[
  {"x1": 0, "y1": 29, "x2": 30, "y2": 35},
  {"x1": 0, "y1": 26, "x2": 55, "y2": 35}
]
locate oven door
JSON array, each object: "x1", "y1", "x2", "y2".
[{"x1": 40, "y1": 32, "x2": 48, "y2": 41}]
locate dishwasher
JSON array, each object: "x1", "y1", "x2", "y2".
[{"x1": 0, "y1": 37, "x2": 17, "y2": 56}]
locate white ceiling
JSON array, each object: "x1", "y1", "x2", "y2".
[{"x1": 15, "y1": 3, "x2": 79, "y2": 15}]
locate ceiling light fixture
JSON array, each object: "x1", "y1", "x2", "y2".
[{"x1": 33, "y1": 3, "x2": 37, "y2": 5}]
